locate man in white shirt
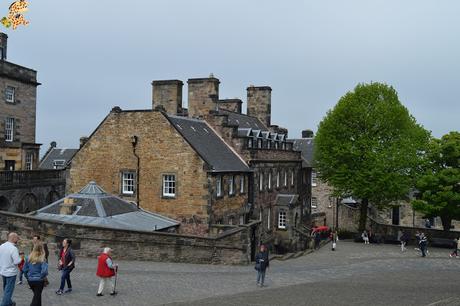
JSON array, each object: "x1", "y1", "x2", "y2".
[{"x1": 0, "y1": 232, "x2": 21, "y2": 306}]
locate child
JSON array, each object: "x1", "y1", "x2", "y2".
[{"x1": 17, "y1": 251, "x2": 25, "y2": 285}]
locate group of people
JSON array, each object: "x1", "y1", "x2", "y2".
[{"x1": 0, "y1": 232, "x2": 118, "y2": 306}]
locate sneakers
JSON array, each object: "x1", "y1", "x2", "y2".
[
  {"x1": 55, "y1": 290, "x2": 63, "y2": 295},
  {"x1": 64, "y1": 288, "x2": 72, "y2": 293},
  {"x1": 97, "y1": 293, "x2": 103, "y2": 297},
  {"x1": 110, "y1": 291, "x2": 118, "y2": 296},
  {"x1": 17, "y1": 281, "x2": 22, "y2": 285}
]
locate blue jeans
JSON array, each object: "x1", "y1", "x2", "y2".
[
  {"x1": 59, "y1": 269, "x2": 72, "y2": 291},
  {"x1": 256, "y1": 269, "x2": 266, "y2": 285},
  {"x1": 1, "y1": 275, "x2": 16, "y2": 306},
  {"x1": 18, "y1": 271, "x2": 23, "y2": 282}
]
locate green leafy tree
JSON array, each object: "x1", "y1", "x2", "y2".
[
  {"x1": 314, "y1": 82, "x2": 430, "y2": 231},
  {"x1": 412, "y1": 132, "x2": 460, "y2": 231}
]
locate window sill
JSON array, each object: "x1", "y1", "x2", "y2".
[
  {"x1": 121, "y1": 193, "x2": 135, "y2": 197},
  {"x1": 162, "y1": 195, "x2": 176, "y2": 199}
]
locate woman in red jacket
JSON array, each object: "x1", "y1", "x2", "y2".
[{"x1": 96, "y1": 247, "x2": 117, "y2": 296}]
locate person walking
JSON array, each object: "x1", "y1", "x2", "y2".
[
  {"x1": 31, "y1": 236, "x2": 49, "y2": 263},
  {"x1": 362, "y1": 230, "x2": 369, "y2": 244},
  {"x1": 23, "y1": 243, "x2": 48, "y2": 306},
  {"x1": 55, "y1": 238, "x2": 75, "y2": 295},
  {"x1": 400, "y1": 232, "x2": 409, "y2": 252},
  {"x1": 419, "y1": 233, "x2": 428, "y2": 257},
  {"x1": 330, "y1": 230, "x2": 338, "y2": 251},
  {"x1": 17, "y1": 252, "x2": 25, "y2": 285},
  {"x1": 255, "y1": 245, "x2": 269, "y2": 287},
  {"x1": 450, "y1": 237, "x2": 460, "y2": 258},
  {"x1": 96, "y1": 248, "x2": 118, "y2": 296},
  {"x1": 0, "y1": 232, "x2": 21, "y2": 306},
  {"x1": 314, "y1": 231, "x2": 321, "y2": 250}
]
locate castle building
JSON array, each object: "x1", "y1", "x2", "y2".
[
  {"x1": 0, "y1": 33, "x2": 41, "y2": 171},
  {"x1": 69, "y1": 76, "x2": 311, "y2": 253}
]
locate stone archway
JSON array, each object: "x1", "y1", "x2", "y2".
[
  {"x1": 46, "y1": 190, "x2": 61, "y2": 205},
  {"x1": 18, "y1": 193, "x2": 38, "y2": 214},
  {"x1": 0, "y1": 196, "x2": 9, "y2": 211}
]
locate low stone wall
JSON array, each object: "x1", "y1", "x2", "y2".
[{"x1": 0, "y1": 211, "x2": 254, "y2": 265}]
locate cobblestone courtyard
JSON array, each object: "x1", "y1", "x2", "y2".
[{"x1": 6, "y1": 241, "x2": 460, "y2": 305}]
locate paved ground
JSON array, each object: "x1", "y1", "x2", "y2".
[{"x1": 6, "y1": 241, "x2": 460, "y2": 305}]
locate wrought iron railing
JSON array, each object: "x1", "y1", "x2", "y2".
[{"x1": 0, "y1": 170, "x2": 65, "y2": 187}]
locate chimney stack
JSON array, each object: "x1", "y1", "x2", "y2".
[
  {"x1": 218, "y1": 99, "x2": 242, "y2": 113},
  {"x1": 0, "y1": 32, "x2": 7, "y2": 60},
  {"x1": 302, "y1": 130, "x2": 314, "y2": 138},
  {"x1": 187, "y1": 76, "x2": 220, "y2": 118},
  {"x1": 152, "y1": 80, "x2": 183, "y2": 115},
  {"x1": 247, "y1": 86, "x2": 272, "y2": 128}
]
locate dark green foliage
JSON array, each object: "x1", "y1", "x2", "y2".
[
  {"x1": 315, "y1": 82, "x2": 430, "y2": 230},
  {"x1": 412, "y1": 132, "x2": 460, "y2": 231}
]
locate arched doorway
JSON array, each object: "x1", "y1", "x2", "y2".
[
  {"x1": 18, "y1": 193, "x2": 38, "y2": 214},
  {"x1": 0, "y1": 196, "x2": 10, "y2": 211}
]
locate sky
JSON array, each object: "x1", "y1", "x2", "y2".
[{"x1": 5, "y1": 0, "x2": 460, "y2": 150}]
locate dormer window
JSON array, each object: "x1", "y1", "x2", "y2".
[
  {"x1": 257, "y1": 139, "x2": 263, "y2": 149},
  {"x1": 275, "y1": 142, "x2": 279, "y2": 149}
]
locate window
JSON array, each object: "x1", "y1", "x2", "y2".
[
  {"x1": 312, "y1": 170, "x2": 317, "y2": 187},
  {"x1": 267, "y1": 207, "x2": 271, "y2": 229},
  {"x1": 275, "y1": 142, "x2": 279, "y2": 149},
  {"x1": 259, "y1": 173, "x2": 264, "y2": 191},
  {"x1": 5, "y1": 117, "x2": 14, "y2": 142},
  {"x1": 25, "y1": 152, "x2": 33, "y2": 170},
  {"x1": 247, "y1": 139, "x2": 253, "y2": 148},
  {"x1": 162, "y1": 174, "x2": 176, "y2": 197},
  {"x1": 282, "y1": 142, "x2": 286, "y2": 150},
  {"x1": 53, "y1": 160, "x2": 66, "y2": 169},
  {"x1": 291, "y1": 170, "x2": 295, "y2": 186},
  {"x1": 229, "y1": 175, "x2": 235, "y2": 195},
  {"x1": 239, "y1": 215, "x2": 245, "y2": 225},
  {"x1": 216, "y1": 175, "x2": 222, "y2": 197},
  {"x1": 278, "y1": 211, "x2": 287, "y2": 229},
  {"x1": 276, "y1": 171, "x2": 280, "y2": 188},
  {"x1": 257, "y1": 139, "x2": 263, "y2": 149},
  {"x1": 284, "y1": 170, "x2": 287, "y2": 187},
  {"x1": 267, "y1": 141, "x2": 271, "y2": 149},
  {"x1": 122, "y1": 172, "x2": 135, "y2": 195},
  {"x1": 268, "y1": 172, "x2": 272, "y2": 190},
  {"x1": 311, "y1": 197, "x2": 318, "y2": 209},
  {"x1": 5, "y1": 86, "x2": 15, "y2": 103},
  {"x1": 240, "y1": 176, "x2": 245, "y2": 194}
]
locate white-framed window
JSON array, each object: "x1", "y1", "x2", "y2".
[
  {"x1": 239, "y1": 215, "x2": 245, "y2": 225},
  {"x1": 5, "y1": 117, "x2": 14, "y2": 142},
  {"x1": 259, "y1": 172, "x2": 264, "y2": 191},
  {"x1": 257, "y1": 139, "x2": 263, "y2": 149},
  {"x1": 216, "y1": 175, "x2": 222, "y2": 197},
  {"x1": 278, "y1": 210, "x2": 287, "y2": 229},
  {"x1": 276, "y1": 171, "x2": 280, "y2": 188},
  {"x1": 122, "y1": 172, "x2": 135, "y2": 195},
  {"x1": 162, "y1": 174, "x2": 176, "y2": 197},
  {"x1": 25, "y1": 152, "x2": 33, "y2": 170},
  {"x1": 312, "y1": 170, "x2": 317, "y2": 187},
  {"x1": 311, "y1": 197, "x2": 318, "y2": 209},
  {"x1": 5, "y1": 86, "x2": 15, "y2": 103},
  {"x1": 240, "y1": 176, "x2": 245, "y2": 194},
  {"x1": 291, "y1": 170, "x2": 295, "y2": 186},
  {"x1": 268, "y1": 172, "x2": 272, "y2": 190},
  {"x1": 267, "y1": 207, "x2": 271, "y2": 229},
  {"x1": 275, "y1": 142, "x2": 279, "y2": 149},
  {"x1": 284, "y1": 170, "x2": 287, "y2": 187},
  {"x1": 282, "y1": 142, "x2": 286, "y2": 150},
  {"x1": 267, "y1": 141, "x2": 271, "y2": 149},
  {"x1": 229, "y1": 175, "x2": 235, "y2": 195},
  {"x1": 247, "y1": 139, "x2": 253, "y2": 148},
  {"x1": 53, "y1": 160, "x2": 66, "y2": 169}
]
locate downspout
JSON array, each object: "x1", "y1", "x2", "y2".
[{"x1": 131, "y1": 135, "x2": 140, "y2": 209}]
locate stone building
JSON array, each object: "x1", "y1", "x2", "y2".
[
  {"x1": 149, "y1": 77, "x2": 311, "y2": 253},
  {"x1": 39, "y1": 142, "x2": 78, "y2": 170},
  {"x1": 0, "y1": 33, "x2": 41, "y2": 171},
  {"x1": 69, "y1": 76, "x2": 311, "y2": 254}
]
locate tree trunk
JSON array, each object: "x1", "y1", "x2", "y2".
[
  {"x1": 440, "y1": 215, "x2": 452, "y2": 232},
  {"x1": 359, "y1": 198, "x2": 369, "y2": 231}
]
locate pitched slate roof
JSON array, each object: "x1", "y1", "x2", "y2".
[
  {"x1": 166, "y1": 115, "x2": 250, "y2": 173},
  {"x1": 275, "y1": 194, "x2": 299, "y2": 207},
  {"x1": 34, "y1": 181, "x2": 179, "y2": 232},
  {"x1": 291, "y1": 138, "x2": 314, "y2": 168},
  {"x1": 39, "y1": 148, "x2": 78, "y2": 169},
  {"x1": 219, "y1": 110, "x2": 268, "y2": 131}
]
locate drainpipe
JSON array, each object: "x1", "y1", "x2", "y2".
[{"x1": 131, "y1": 135, "x2": 140, "y2": 209}]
